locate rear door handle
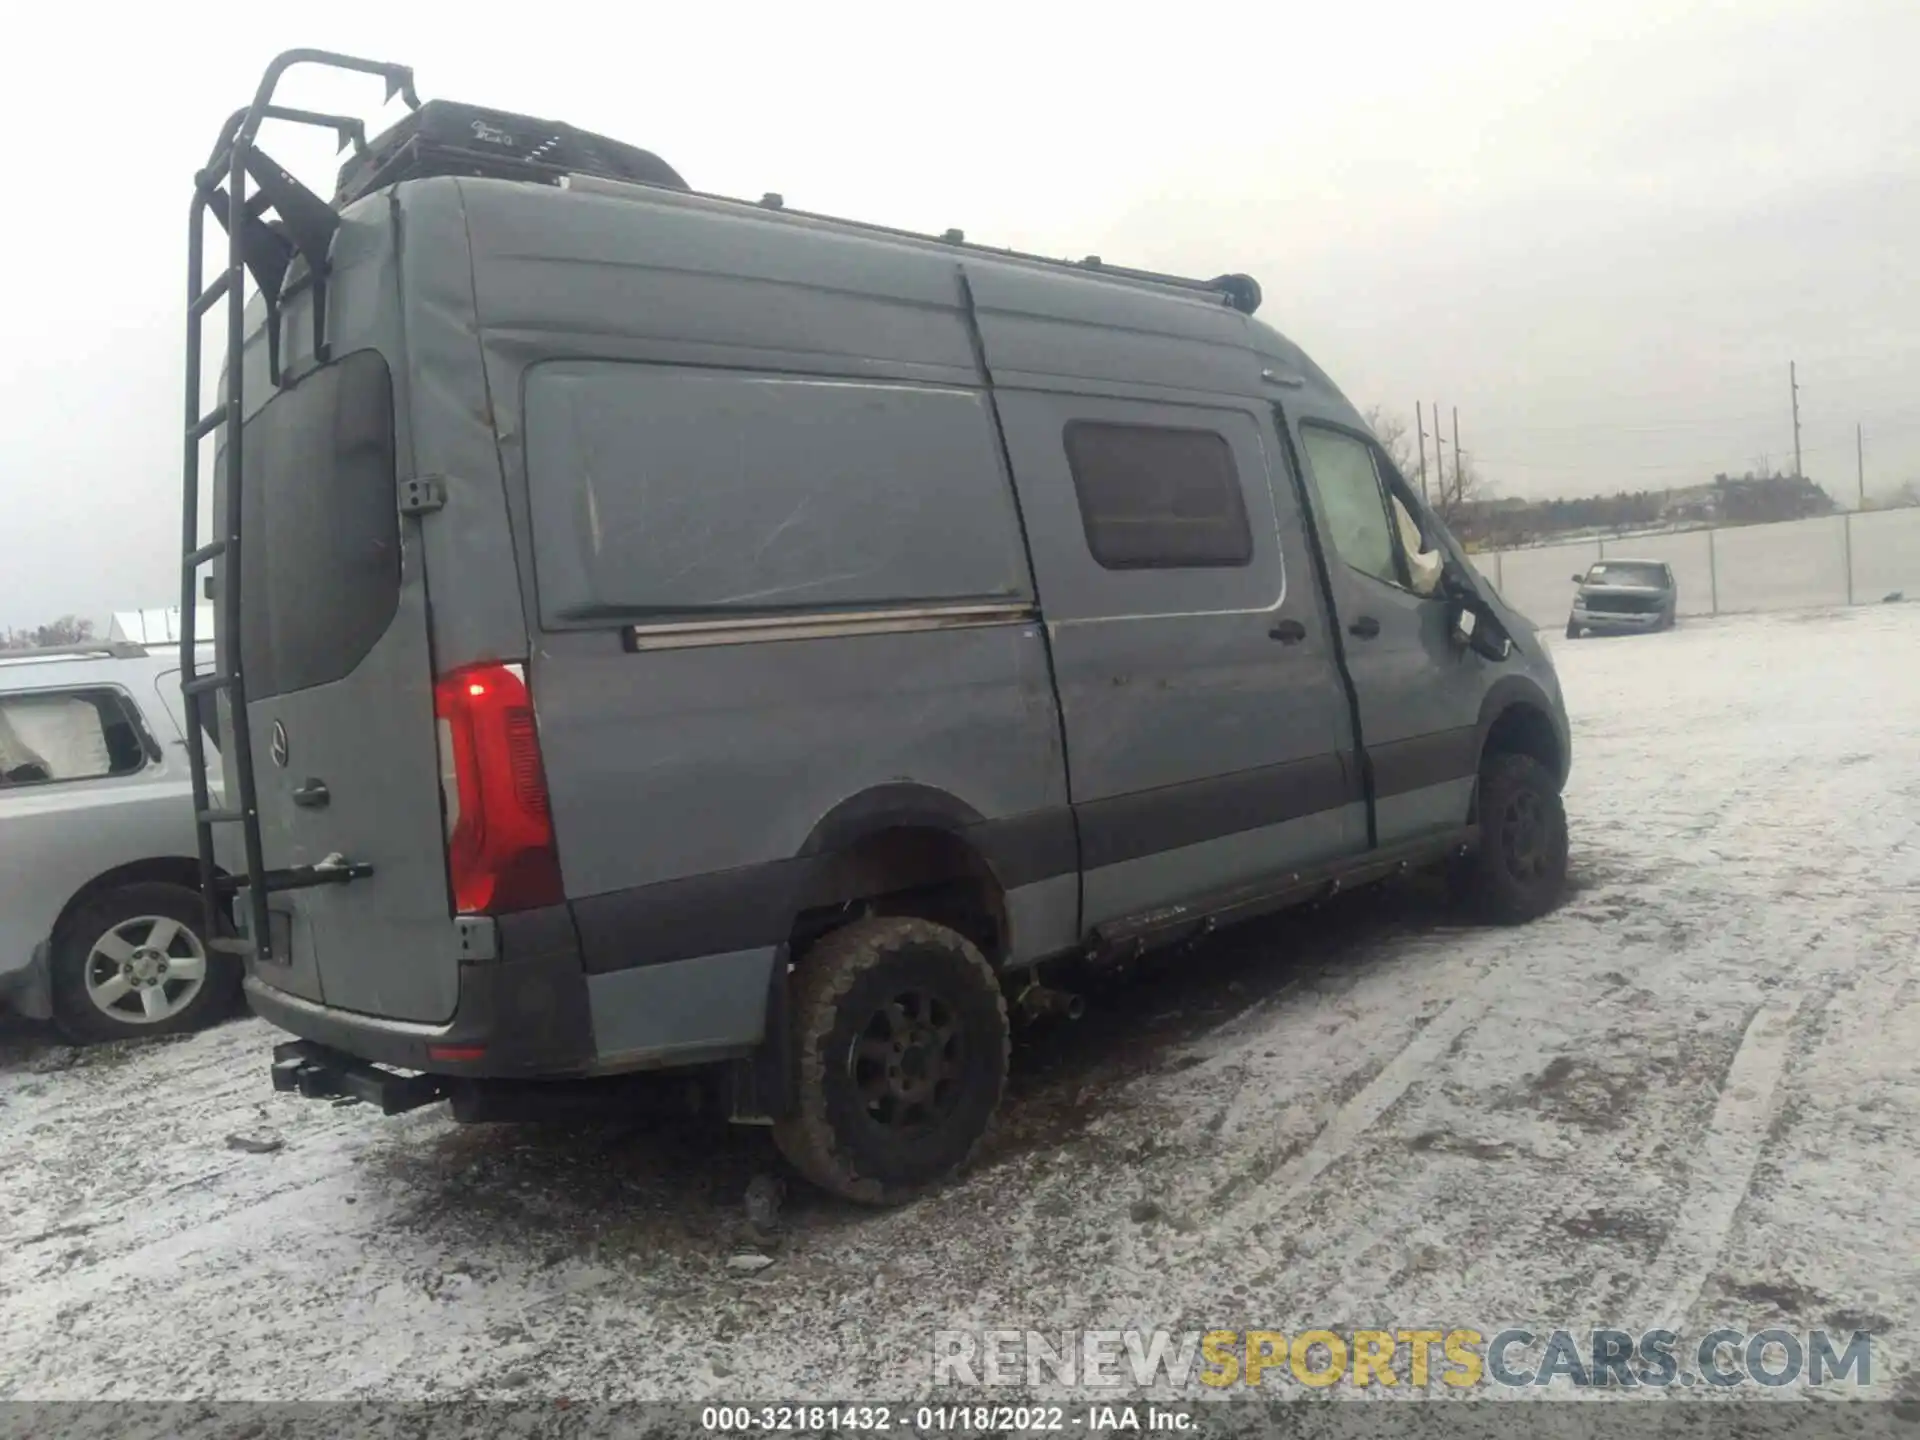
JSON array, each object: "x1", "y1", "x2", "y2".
[
  {"x1": 1348, "y1": 616, "x2": 1381, "y2": 639},
  {"x1": 292, "y1": 779, "x2": 331, "y2": 809},
  {"x1": 1269, "y1": 619, "x2": 1307, "y2": 644}
]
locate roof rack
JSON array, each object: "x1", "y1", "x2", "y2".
[
  {"x1": 0, "y1": 641, "x2": 150, "y2": 663},
  {"x1": 562, "y1": 173, "x2": 1264, "y2": 316},
  {"x1": 326, "y1": 96, "x2": 1262, "y2": 314},
  {"x1": 191, "y1": 48, "x2": 1261, "y2": 372}
]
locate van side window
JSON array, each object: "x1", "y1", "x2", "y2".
[
  {"x1": 1300, "y1": 426, "x2": 1402, "y2": 587},
  {"x1": 1062, "y1": 422, "x2": 1253, "y2": 570},
  {"x1": 523, "y1": 364, "x2": 1030, "y2": 623},
  {"x1": 0, "y1": 688, "x2": 149, "y2": 786}
]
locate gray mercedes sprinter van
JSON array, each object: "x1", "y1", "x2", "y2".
[{"x1": 181, "y1": 51, "x2": 1571, "y2": 1204}]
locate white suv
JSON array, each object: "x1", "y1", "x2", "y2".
[{"x1": 0, "y1": 641, "x2": 239, "y2": 1040}]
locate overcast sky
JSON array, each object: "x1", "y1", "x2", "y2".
[{"x1": 4, "y1": 0, "x2": 1916, "y2": 630}]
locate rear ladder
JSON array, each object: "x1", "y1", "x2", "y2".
[{"x1": 180, "y1": 50, "x2": 418, "y2": 958}]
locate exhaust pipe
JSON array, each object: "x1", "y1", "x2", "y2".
[{"x1": 1016, "y1": 982, "x2": 1086, "y2": 1023}]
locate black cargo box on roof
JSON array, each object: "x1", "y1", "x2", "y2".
[{"x1": 335, "y1": 99, "x2": 687, "y2": 207}]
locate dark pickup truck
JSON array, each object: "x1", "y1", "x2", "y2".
[{"x1": 1566, "y1": 559, "x2": 1678, "y2": 638}]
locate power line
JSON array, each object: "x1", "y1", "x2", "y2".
[
  {"x1": 1487, "y1": 344, "x2": 1920, "y2": 394},
  {"x1": 1472, "y1": 417, "x2": 1920, "y2": 471},
  {"x1": 1473, "y1": 456, "x2": 1753, "y2": 474},
  {"x1": 1468, "y1": 405, "x2": 1920, "y2": 438},
  {"x1": 1484, "y1": 413, "x2": 1784, "y2": 436}
]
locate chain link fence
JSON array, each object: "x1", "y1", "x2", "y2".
[{"x1": 1474, "y1": 508, "x2": 1920, "y2": 630}]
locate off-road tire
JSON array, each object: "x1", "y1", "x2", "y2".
[
  {"x1": 1450, "y1": 753, "x2": 1569, "y2": 925},
  {"x1": 773, "y1": 916, "x2": 1009, "y2": 1206},
  {"x1": 51, "y1": 882, "x2": 239, "y2": 1044}
]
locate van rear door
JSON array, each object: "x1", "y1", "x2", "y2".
[{"x1": 224, "y1": 349, "x2": 463, "y2": 1023}]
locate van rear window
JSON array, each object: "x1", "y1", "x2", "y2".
[
  {"x1": 1063, "y1": 422, "x2": 1253, "y2": 570},
  {"x1": 523, "y1": 364, "x2": 1030, "y2": 623},
  {"x1": 236, "y1": 350, "x2": 399, "y2": 699}
]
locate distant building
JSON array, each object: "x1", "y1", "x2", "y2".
[{"x1": 107, "y1": 607, "x2": 215, "y2": 646}]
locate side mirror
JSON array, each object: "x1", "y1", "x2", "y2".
[
  {"x1": 1451, "y1": 599, "x2": 1513, "y2": 661},
  {"x1": 1570, "y1": 573, "x2": 1585, "y2": 584},
  {"x1": 1451, "y1": 604, "x2": 1476, "y2": 647}
]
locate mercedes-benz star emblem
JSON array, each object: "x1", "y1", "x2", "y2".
[{"x1": 270, "y1": 720, "x2": 289, "y2": 769}]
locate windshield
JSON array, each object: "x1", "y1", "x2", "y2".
[{"x1": 1584, "y1": 562, "x2": 1667, "y2": 588}]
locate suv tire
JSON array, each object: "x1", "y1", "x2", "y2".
[
  {"x1": 773, "y1": 916, "x2": 1009, "y2": 1206},
  {"x1": 51, "y1": 882, "x2": 238, "y2": 1044},
  {"x1": 1564, "y1": 620, "x2": 1581, "y2": 639},
  {"x1": 1451, "y1": 753, "x2": 1568, "y2": 925}
]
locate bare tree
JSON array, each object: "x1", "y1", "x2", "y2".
[
  {"x1": 0, "y1": 615, "x2": 95, "y2": 651},
  {"x1": 1436, "y1": 456, "x2": 1489, "y2": 537},
  {"x1": 1360, "y1": 404, "x2": 1490, "y2": 523},
  {"x1": 1361, "y1": 405, "x2": 1424, "y2": 487}
]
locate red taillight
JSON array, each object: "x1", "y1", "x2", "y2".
[
  {"x1": 427, "y1": 1044, "x2": 488, "y2": 1063},
  {"x1": 432, "y1": 662, "x2": 563, "y2": 915}
]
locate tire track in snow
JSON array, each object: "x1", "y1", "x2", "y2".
[
  {"x1": 1627, "y1": 995, "x2": 1804, "y2": 1336},
  {"x1": 1196, "y1": 953, "x2": 1514, "y2": 1245}
]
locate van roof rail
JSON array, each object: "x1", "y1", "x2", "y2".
[
  {"x1": 562, "y1": 172, "x2": 1265, "y2": 316},
  {"x1": 0, "y1": 641, "x2": 150, "y2": 663}
]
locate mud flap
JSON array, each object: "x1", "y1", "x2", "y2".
[
  {"x1": 4, "y1": 942, "x2": 55, "y2": 1021},
  {"x1": 725, "y1": 950, "x2": 796, "y2": 1125}
]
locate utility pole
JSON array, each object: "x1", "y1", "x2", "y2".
[
  {"x1": 1452, "y1": 406, "x2": 1463, "y2": 509},
  {"x1": 1415, "y1": 402, "x2": 1430, "y2": 502},
  {"x1": 1790, "y1": 362, "x2": 1802, "y2": 480},
  {"x1": 1857, "y1": 422, "x2": 1865, "y2": 508},
  {"x1": 1432, "y1": 398, "x2": 1444, "y2": 505}
]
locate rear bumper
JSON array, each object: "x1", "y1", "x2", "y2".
[{"x1": 243, "y1": 906, "x2": 596, "y2": 1079}]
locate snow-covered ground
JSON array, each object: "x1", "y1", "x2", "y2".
[{"x1": 2, "y1": 605, "x2": 1916, "y2": 1407}]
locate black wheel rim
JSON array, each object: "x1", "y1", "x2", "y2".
[
  {"x1": 1499, "y1": 789, "x2": 1551, "y2": 882},
  {"x1": 848, "y1": 987, "x2": 966, "y2": 1135}
]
